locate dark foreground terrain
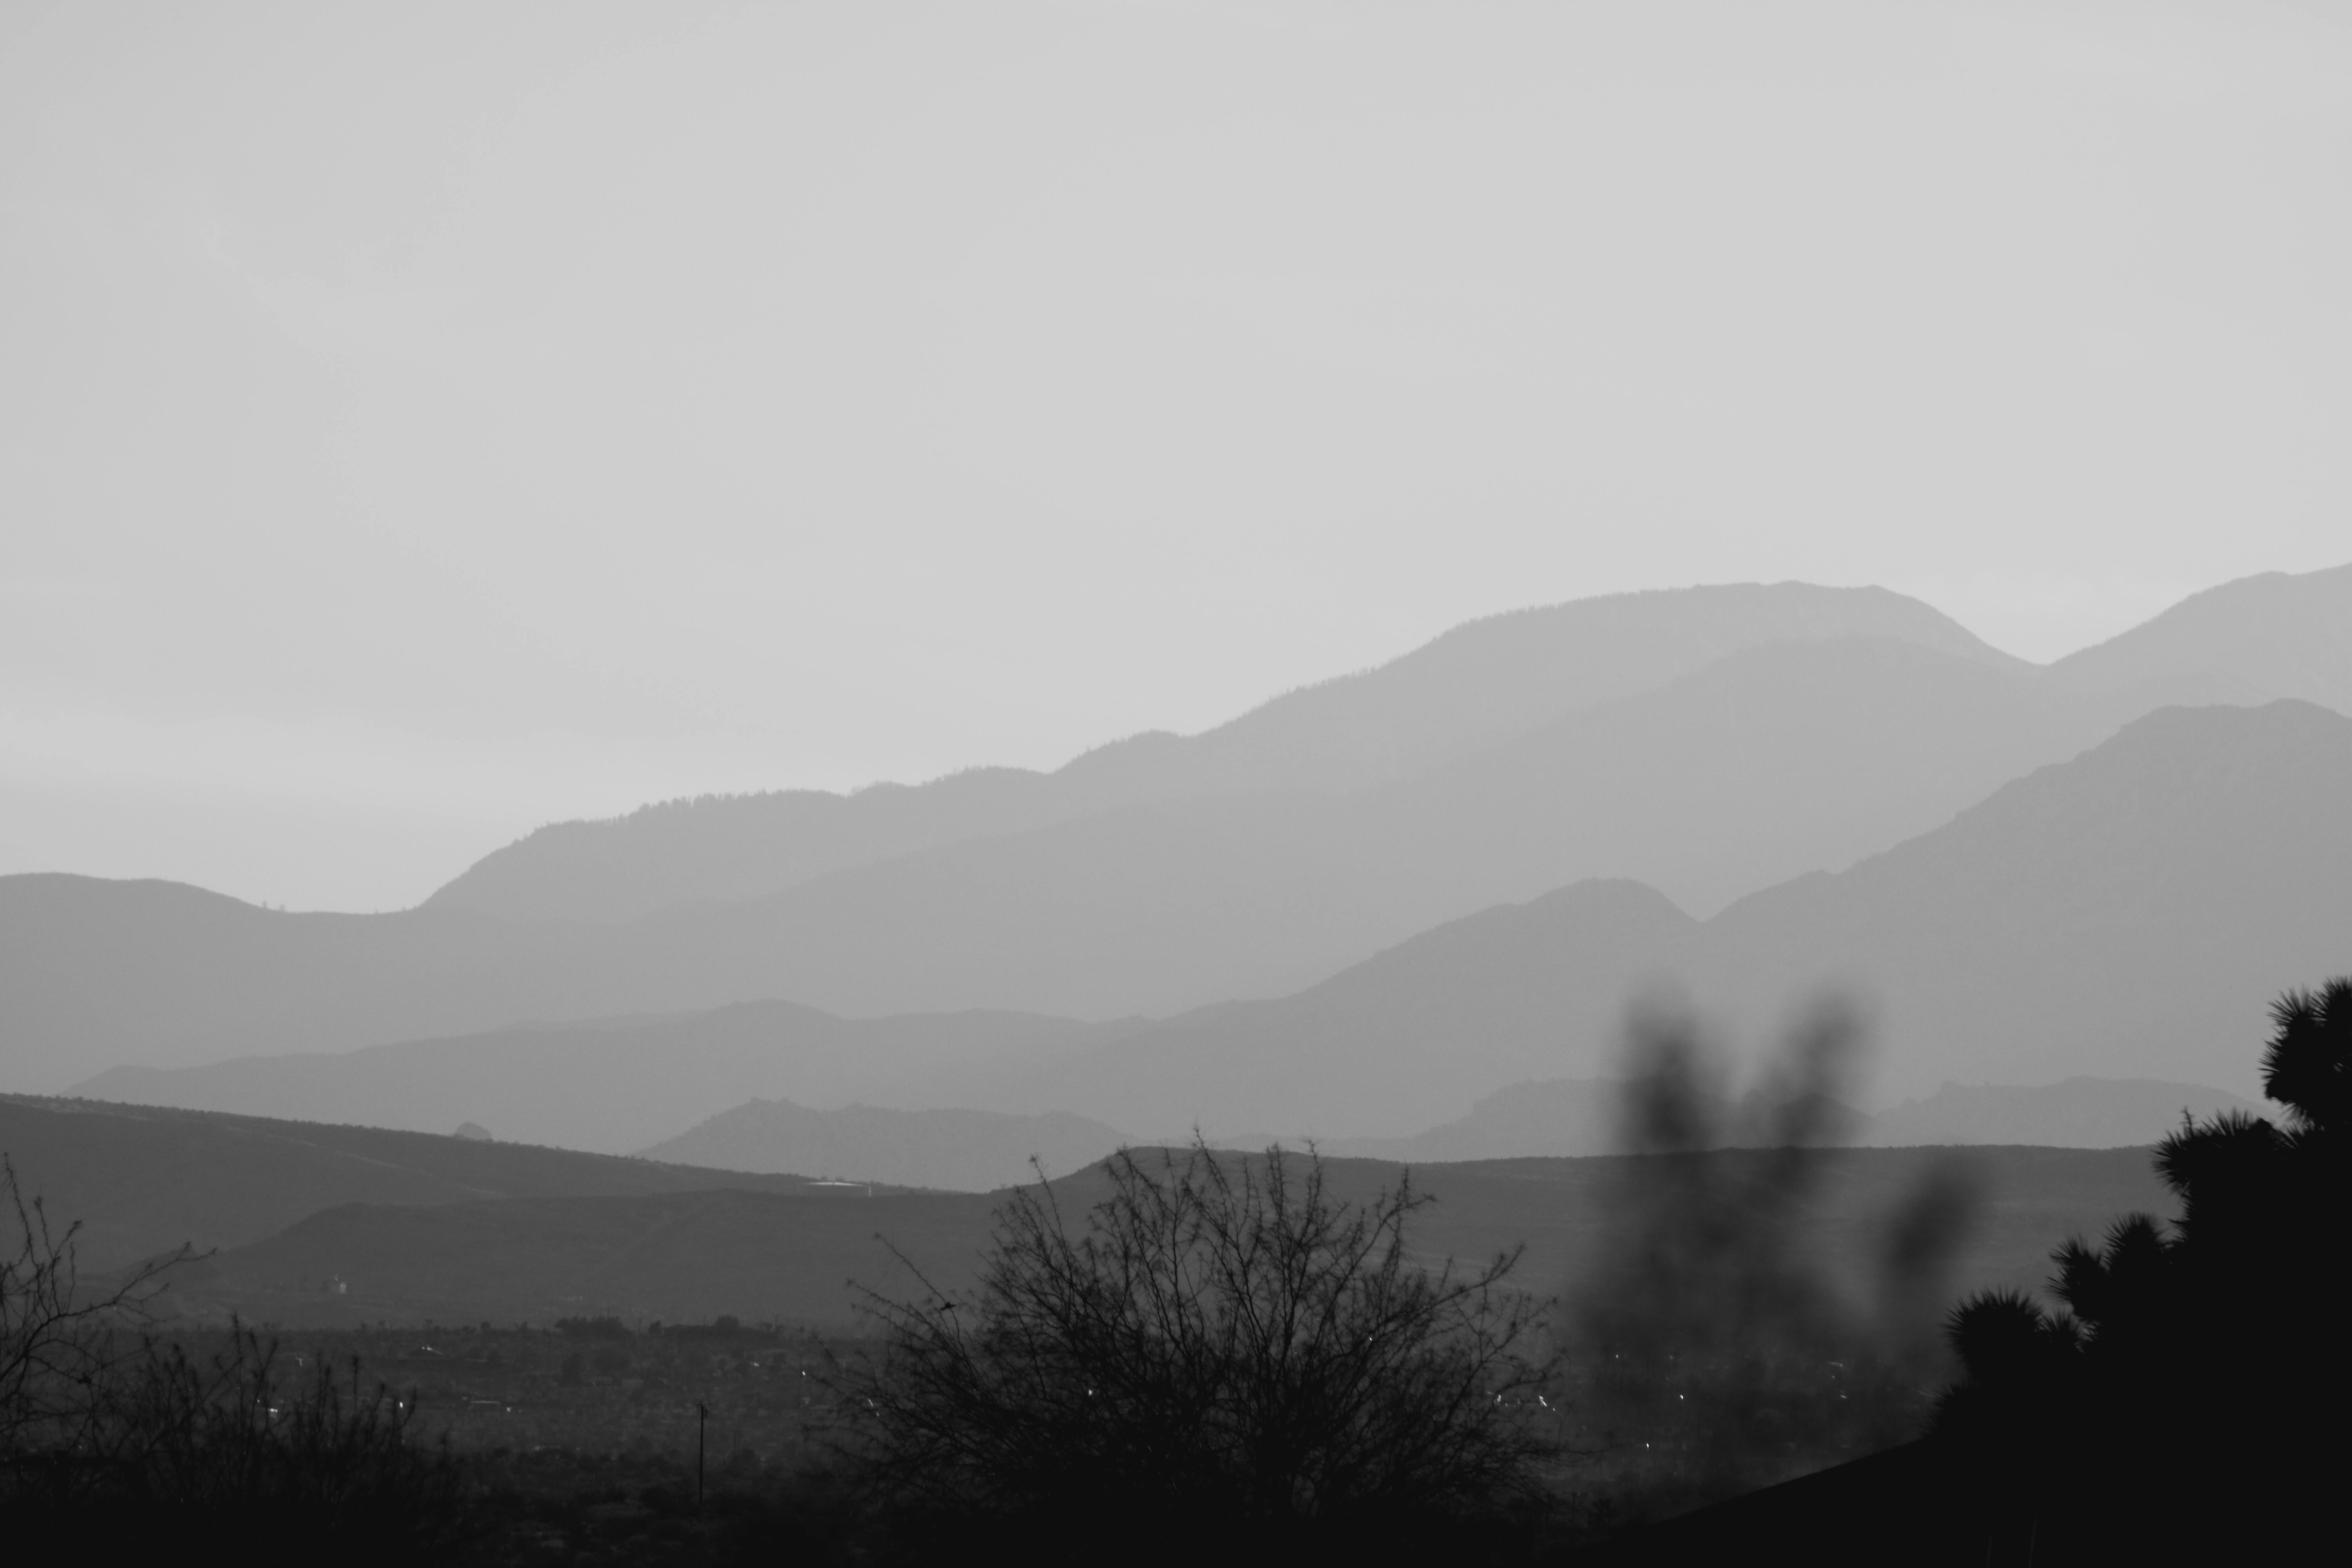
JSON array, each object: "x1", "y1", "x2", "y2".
[
  {"x1": 5, "y1": 1313, "x2": 1882, "y2": 1565},
  {"x1": 4, "y1": 1094, "x2": 2168, "y2": 1327},
  {"x1": 0, "y1": 1092, "x2": 2251, "y2": 1565}
]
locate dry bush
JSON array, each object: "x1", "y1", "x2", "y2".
[
  {"x1": 2, "y1": 1159, "x2": 459, "y2": 1556},
  {"x1": 844, "y1": 1141, "x2": 1559, "y2": 1557}
]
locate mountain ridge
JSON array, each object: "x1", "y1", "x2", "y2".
[
  {"x1": 421, "y1": 566, "x2": 2352, "y2": 928},
  {"x1": 425, "y1": 581, "x2": 2023, "y2": 923},
  {"x1": 3, "y1": 635, "x2": 2125, "y2": 1087},
  {"x1": 71, "y1": 701, "x2": 2352, "y2": 1149},
  {"x1": 940, "y1": 700, "x2": 2352, "y2": 1134}
]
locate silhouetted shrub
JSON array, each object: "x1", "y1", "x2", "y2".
[
  {"x1": 842, "y1": 1141, "x2": 1557, "y2": 1561},
  {"x1": 1935, "y1": 977, "x2": 2351, "y2": 1552},
  {"x1": 3, "y1": 1325, "x2": 463, "y2": 1559},
  {"x1": 95, "y1": 1327, "x2": 460, "y2": 1540}
]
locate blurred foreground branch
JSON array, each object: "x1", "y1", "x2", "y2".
[{"x1": 1565, "y1": 1002, "x2": 1975, "y2": 1508}]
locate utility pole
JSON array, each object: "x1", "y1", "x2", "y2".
[{"x1": 696, "y1": 1400, "x2": 709, "y2": 1508}]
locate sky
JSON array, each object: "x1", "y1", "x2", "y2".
[{"x1": 3, "y1": 0, "x2": 2349, "y2": 912}]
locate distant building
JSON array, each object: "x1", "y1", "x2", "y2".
[{"x1": 454, "y1": 1121, "x2": 493, "y2": 1141}]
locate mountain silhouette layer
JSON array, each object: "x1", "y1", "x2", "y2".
[
  {"x1": 72, "y1": 1002, "x2": 1123, "y2": 1156},
  {"x1": 938, "y1": 700, "x2": 2352, "y2": 1135},
  {"x1": 4, "y1": 638, "x2": 2121, "y2": 1088},
  {"x1": 427, "y1": 581, "x2": 2020, "y2": 924},
  {"x1": 425, "y1": 565, "x2": 2352, "y2": 929},
  {"x1": 2048, "y1": 560, "x2": 2352, "y2": 712},
  {"x1": 15, "y1": 572, "x2": 2350, "y2": 1095},
  {"x1": 73, "y1": 701, "x2": 2352, "y2": 1147}
]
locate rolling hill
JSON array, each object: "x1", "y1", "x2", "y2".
[
  {"x1": 0, "y1": 1095, "x2": 893, "y2": 1272},
  {"x1": 152, "y1": 1145, "x2": 2171, "y2": 1330},
  {"x1": 636, "y1": 1100, "x2": 1129, "y2": 1191}
]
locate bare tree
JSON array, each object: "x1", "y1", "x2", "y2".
[{"x1": 844, "y1": 1141, "x2": 1557, "y2": 1547}]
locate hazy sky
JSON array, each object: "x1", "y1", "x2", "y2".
[{"x1": 5, "y1": 0, "x2": 2349, "y2": 911}]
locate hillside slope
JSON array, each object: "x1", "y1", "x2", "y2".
[
  {"x1": 1687, "y1": 699, "x2": 2352, "y2": 1093},
  {"x1": 159, "y1": 1146, "x2": 2168, "y2": 1329},
  {"x1": 637, "y1": 1100, "x2": 1130, "y2": 1191},
  {"x1": 0, "y1": 1096, "x2": 877, "y2": 1271},
  {"x1": 426, "y1": 582, "x2": 2018, "y2": 923}
]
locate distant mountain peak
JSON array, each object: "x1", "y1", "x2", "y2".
[{"x1": 2050, "y1": 561, "x2": 2352, "y2": 710}]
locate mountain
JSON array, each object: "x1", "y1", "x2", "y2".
[
  {"x1": 1685, "y1": 699, "x2": 2352, "y2": 1094},
  {"x1": 0, "y1": 876, "x2": 647, "y2": 1092},
  {"x1": 14, "y1": 569, "x2": 2343, "y2": 1096},
  {"x1": 626, "y1": 637, "x2": 2118, "y2": 1022},
  {"x1": 149, "y1": 1146, "x2": 2167, "y2": 1330},
  {"x1": 69, "y1": 701, "x2": 2352, "y2": 1145},
  {"x1": 637, "y1": 1100, "x2": 1131, "y2": 1192},
  {"x1": 65, "y1": 877, "x2": 1685, "y2": 1149},
  {"x1": 2049, "y1": 561, "x2": 2352, "y2": 713},
  {"x1": 942, "y1": 701, "x2": 2352, "y2": 1136},
  {"x1": 8, "y1": 635, "x2": 2119, "y2": 1091},
  {"x1": 930, "y1": 877, "x2": 1697, "y2": 1139},
  {"x1": 72, "y1": 1002, "x2": 1124, "y2": 1156},
  {"x1": 427, "y1": 582, "x2": 2018, "y2": 924},
  {"x1": 423, "y1": 566, "x2": 2352, "y2": 931},
  {"x1": 0, "y1": 1095, "x2": 888, "y2": 1272}
]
